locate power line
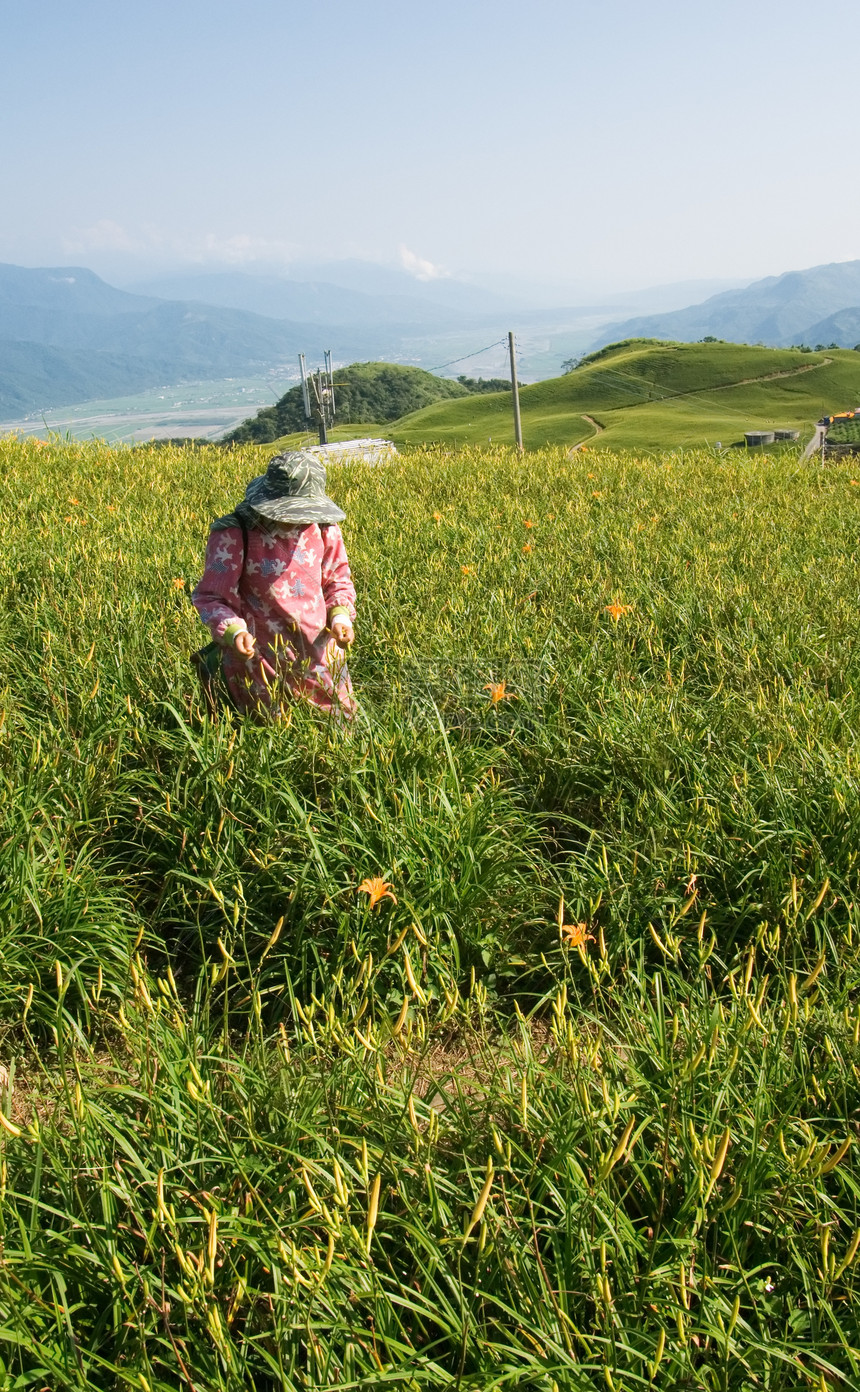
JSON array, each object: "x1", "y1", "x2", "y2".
[{"x1": 425, "y1": 338, "x2": 508, "y2": 374}]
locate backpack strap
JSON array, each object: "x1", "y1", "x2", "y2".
[{"x1": 210, "y1": 512, "x2": 249, "y2": 578}]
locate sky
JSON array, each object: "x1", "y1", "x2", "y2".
[{"x1": 2, "y1": 0, "x2": 859, "y2": 296}]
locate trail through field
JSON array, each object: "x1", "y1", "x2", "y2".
[
  {"x1": 802, "y1": 422, "x2": 826, "y2": 459},
  {"x1": 581, "y1": 413, "x2": 603, "y2": 435},
  {"x1": 601, "y1": 353, "x2": 833, "y2": 413},
  {"x1": 726, "y1": 357, "x2": 833, "y2": 388}
]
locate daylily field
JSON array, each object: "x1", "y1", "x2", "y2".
[{"x1": 0, "y1": 434, "x2": 859, "y2": 1390}]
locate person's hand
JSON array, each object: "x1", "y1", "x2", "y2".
[
  {"x1": 331, "y1": 617, "x2": 354, "y2": 650},
  {"x1": 233, "y1": 630, "x2": 256, "y2": 659}
]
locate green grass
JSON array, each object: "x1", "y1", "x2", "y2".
[
  {"x1": 389, "y1": 340, "x2": 860, "y2": 452},
  {"x1": 0, "y1": 435, "x2": 859, "y2": 1389},
  {"x1": 829, "y1": 420, "x2": 860, "y2": 445},
  {"x1": 263, "y1": 421, "x2": 391, "y2": 452}
]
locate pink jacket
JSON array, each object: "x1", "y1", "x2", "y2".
[{"x1": 192, "y1": 519, "x2": 356, "y2": 714}]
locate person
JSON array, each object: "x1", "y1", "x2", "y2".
[{"x1": 191, "y1": 450, "x2": 356, "y2": 716}]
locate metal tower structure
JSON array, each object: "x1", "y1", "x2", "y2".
[{"x1": 299, "y1": 351, "x2": 336, "y2": 445}]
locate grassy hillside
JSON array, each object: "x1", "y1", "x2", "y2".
[
  {"x1": 0, "y1": 436, "x2": 859, "y2": 1387},
  {"x1": 244, "y1": 421, "x2": 391, "y2": 452},
  {"x1": 226, "y1": 361, "x2": 471, "y2": 444},
  {"x1": 0, "y1": 337, "x2": 164, "y2": 416},
  {"x1": 389, "y1": 339, "x2": 860, "y2": 451}
]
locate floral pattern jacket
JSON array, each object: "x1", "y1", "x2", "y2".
[{"x1": 191, "y1": 519, "x2": 357, "y2": 714}]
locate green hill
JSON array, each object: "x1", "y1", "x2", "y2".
[
  {"x1": 225, "y1": 362, "x2": 473, "y2": 444},
  {"x1": 388, "y1": 339, "x2": 860, "y2": 451},
  {"x1": 0, "y1": 338, "x2": 165, "y2": 416}
]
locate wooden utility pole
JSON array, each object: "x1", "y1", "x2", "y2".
[{"x1": 508, "y1": 331, "x2": 523, "y2": 453}]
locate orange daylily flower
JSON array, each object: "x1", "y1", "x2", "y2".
[
  {"x1": 523, "y1": 519, "x2": 533, "y2": 529},
  {"x1": 358, "y1": 877, "x2": 397, "y2": 909},
  {"x1": 461, "y1": 565, "x2": 474, "y2": 575},
  {"x1": 69, "y1": 497, "x2": 80, "y2": 506},
  {"x1": 522, "y1": 543, "x2": 532, "y2": 553},
  {"x1": 484, "y1": 680, "x2": 516, "y2": 705},
  {"x1": 560, "y1": 921, "x2": 594, "y2": 948},
  {"x1": 433, "y1": 511, "x2": 442, "y2": 522},
  {"x1": 605, "y1": 602, "x2": 633, "y2": 622},
  {"x1": 172, "y1": 578, "x2": 186, "y2": 589},
  {"x1": 558, "y1": 896, "x2": 594, "y2": 948}
]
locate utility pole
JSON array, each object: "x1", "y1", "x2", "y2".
[
  {"x1": 298, "y1": 350, "x2": 336, "y2": 445},
  {"x1": 314, "y1": 367, "x2": 328, "y2": 445},
  {"x1": 299, "y1": 354, "x2": 311, "y2": 422},
  {"x1": 508, "y1": 331, "x2": 523, "y2": 454}
]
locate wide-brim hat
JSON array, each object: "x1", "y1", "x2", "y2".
[{"x1": 243, "y1": 449, "x2": 346, "y2": 525}]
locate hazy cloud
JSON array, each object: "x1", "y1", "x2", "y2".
[
  {"x1": 194, "y1": 233, "x2": 296, "y2": 266},
  {"x1": 63, "y1": 220, "x2": 149, "y2": 255},
  {"x1": 399, "y1": 246, "x2": 449, "y2": 281},
  {"x1": 62, "y1": 222, "x2": 296, "y2": 267}
]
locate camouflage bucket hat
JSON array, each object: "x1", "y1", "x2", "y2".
[{"x1": 243, "y1": 450, "x2": 346, "y2": 525}]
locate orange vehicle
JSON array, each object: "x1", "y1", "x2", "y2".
[{"x1": 804, "y1": 409, "x2": 860, "y2": 458}]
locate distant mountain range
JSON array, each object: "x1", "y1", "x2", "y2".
[
  {"x1": 0, "y1": 261, "x2": 520, "y2": 417},
  {"x1": 592, "y1": 261, "x2": 860, "y2": 351},
  {"x1": 128, "y1": 267, "x2": 507, "y2": 330},
  {"x1": 129, "y1": 269, "x2": 756, "y2": 333},
  {"x1": 236, "y1": 258, "x2": 516, "y2": 315},
  {"x1": 5, "y1": 256, "x2": 860, "y2": 424},
  {"x1": 0, "y1": 264, "x2": 346, "y2": 415}
]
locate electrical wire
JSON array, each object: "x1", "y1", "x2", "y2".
[{"x1": 425, "y1": 338, "x2": 509, "y2": 375}]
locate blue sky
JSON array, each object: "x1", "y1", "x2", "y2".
[{"x1": 2, "y1": 0, "x2": 858, "y2": 293}]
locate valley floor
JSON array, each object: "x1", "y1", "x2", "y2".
[{"x1": 0, "y1": 372, "x2": 290, "y2": 442}]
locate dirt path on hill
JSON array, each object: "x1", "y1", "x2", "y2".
[
  {"x1": 567, "y1": 415, "x2": 604, "y2": 452},
  {"x1": 566, "y1": 356, "x2": 831, "y2": 453},
  {"x1": 710, "y1": 357, "x2": 832, "y2": 392},
  {"x1": 604, "y1": 354, "x2": 833, "y2": 411}
]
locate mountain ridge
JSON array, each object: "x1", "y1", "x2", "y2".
[
  {"x1": 0, "y1": 264, "x2": 390, "y2": 415},
  {"x1": 126, "y1": 271, "x2": 501, "y2": 330},
  {"x1": 590, "y1": 260, "x2": 860, "y2": 351}
]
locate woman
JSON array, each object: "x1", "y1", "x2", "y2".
[{"x1": 192, "y1": 450, "x2": 356, "y2": 716}]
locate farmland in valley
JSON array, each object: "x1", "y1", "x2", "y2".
[{"x1": 0, "y1": 434, "x2": 858, "y2": 1388}]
